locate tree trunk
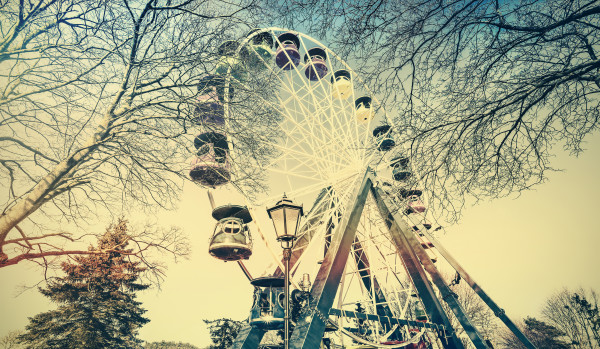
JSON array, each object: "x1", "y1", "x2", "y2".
[{"x1": 0, "y1": 113, "x2": 113, "y2": 256}]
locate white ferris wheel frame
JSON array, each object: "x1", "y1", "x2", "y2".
[{"x1": 211, "y1": 27, "x2": 441, "y2": 348}]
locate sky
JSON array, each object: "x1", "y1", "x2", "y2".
[{"x1": 1, "y1": 131, "x2": 599, "y2": 347}]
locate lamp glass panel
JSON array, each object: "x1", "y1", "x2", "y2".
[
  {"x1": 284, "y1": 206, "x2": 301, "y2": 237},
  {"x1": 269, "y1": 206, "x2": 285, "y2": 238}
]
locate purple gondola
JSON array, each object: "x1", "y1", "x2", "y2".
[
  {"x1": 304, "y1": 47, "x2": 328, "y2": 81},
  {"x1": 331, "y1": 70, "x2": 352, "y2": 99},
  {"x1": 193, "y1": 75, "x2": 228, "y2": 126},
  {"x1": 405, "y1": 194, "x2": 426, "y2": 214},
  {"x1": 275, "y1": 32, "x2": 301, "y2": 70},
  {"x1": 189, "y1": 132, "x2": 230, "y2": 187}
]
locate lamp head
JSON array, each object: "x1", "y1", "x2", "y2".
[{"x1": 266, "y1": 194, "x2": 304, "y2": 246}]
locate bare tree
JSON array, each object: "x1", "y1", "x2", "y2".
[
  {"x1": 0, "y1": 0, "x2": 272, "y2": 270},
  {"x1": 542, "y1": 288, "x2": 600, "y2": 348},
  {"x1": 273, "y1": 0, "x2": 600, "y2": 219},
  {"x1": 0, "y1": 331, "x2": 24, "y2": 349},
  {"x1": 442, "y1": 274, "x2": 500, "y2": 347}
]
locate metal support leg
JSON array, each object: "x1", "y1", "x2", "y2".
[
  {"x1": 421, "y1": 229, "x2": 537, "y2": 349},
  {"x1": 230, "y1": 324, "x2": 267, "y2": 349},
  {"x1": 289, "y1": 172, "x2": 373, "y2": 349},
  {"x1": 373, "y1": 186, "x2": 492, "y2": 348},
  {"x1": 371, "y1": 185, "x2": 465, "y2": 349}
]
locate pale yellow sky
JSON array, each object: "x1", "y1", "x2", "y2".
[{"x1": 1, "y1": 133, "x2": 599, "y2": 347}]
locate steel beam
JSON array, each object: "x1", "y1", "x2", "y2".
[
  {"x1": 421, "y1": 229, "x2": 537, "y2": 349},
  {"x1": 230, "y1": 324, "x2": 267, "y2": 349},
  {"x1": 373, "y1": 186, "x2": 492, "y2": 348},
  {"x1": 289, "y1": 171, "x2": 373, "y2": 349},
  {"x1": 371, "y1": 185, "x2": 465, "y2": 349}
]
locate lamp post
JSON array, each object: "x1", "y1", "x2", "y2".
[{"x1": 267, "y1": 194, "x2": 304, "y2": 349}]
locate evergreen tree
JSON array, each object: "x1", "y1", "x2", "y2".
[
  {"x1": 18, "y1": 220, "x2": 150, "y2": 348},
  {"x1": 203, "y1": 318, "x2": 242, "y2": 349},
  {"x1": 571, "y1": 291, "x2": 600, "y2": 347},
  {"x1": 499, "y1": 317, "x2": 572, "y2": 349}
]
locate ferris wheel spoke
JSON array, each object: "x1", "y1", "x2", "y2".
[
  {"x1": 274, "y1": 95, "x2": 342, "y2": 169},
  {"x1": 262, "y1": 142, "x2": 349, "y2": 174},
  {"x1": 291, "y1": 37, "x2": 354, "y2": 172}
]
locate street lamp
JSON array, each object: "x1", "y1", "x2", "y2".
[{"x1": 267, "y1": 194, "x2": 303, "y2": 349}]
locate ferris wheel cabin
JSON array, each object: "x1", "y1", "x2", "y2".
[
  {"x1": 244, "y1": 29, "x2": 274, "y2": 68},
  {"x1": 215, "y1": 40, "x2": 247, "y2": 82},
  {"x1": 193, "y1": 76, "x2": 226, "y2": 126},
  {"x1": 189, "y1": 132, "x2": 231, "y2": 187},
  {"x1": 355, "y1": 96, "x2": 374, "y2": 123},
  {"x1": 198, "y1": 74, "x2": 232, "y2": 101},
  {"x1": 390, "y1": 155, "x2": 412, "y2": 181},
  {"x1": 304, "y1": 47, "x2": 328, "y2": 81},
  {"x1": 400, "y1": 188, "x2": 422, "y2": 198},
  {"x1": 249, "y1": 276, "x2": 286, "y2": 330},
  {"x1": 275, "y1": 32, "x2": 301, "y2": 70},
  {"x1": 331, "y1": 69, "x2": 352, "y2": 99},
  {"x1": 372, "y1": 124, "x2": 396, "y2": 151},
  {"x1": 404, "y1": 189, "x2": 426, "y2": 214},
  {"x1": 208, "y1": 204, "x2": 253, "y2": 261},
  {"x1": 405, "y1": 195, "x2": 426, "y2": 214}
]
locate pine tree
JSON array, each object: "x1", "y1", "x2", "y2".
[
  {"x1": 18, "y1": 219, "x2": 150, "y2": 348},
  {"x1": 571, "y1": 291, "x2": 600, "y2": 347},
  {"x1": 203, "y1": 318, "x2": 242, "y2": 349},
  {"x1": 523, "y1": 317, "x2": 572, "y2": 349}
]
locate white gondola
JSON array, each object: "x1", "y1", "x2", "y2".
[
  {"x1": 208, "y1": 205, "x2": 253, "y2": 261},
  {"x1": 331, "y1": 70, "x2": 352, "y2": 99}
]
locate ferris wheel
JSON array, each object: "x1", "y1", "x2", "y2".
[{"x1": 187, "y1": 28, "x2": 534, "y2": 349}]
